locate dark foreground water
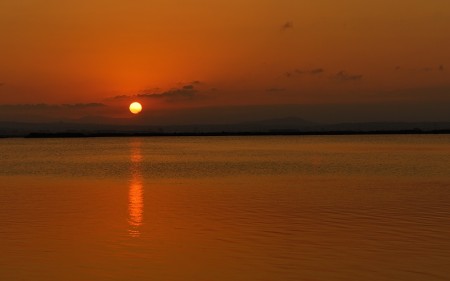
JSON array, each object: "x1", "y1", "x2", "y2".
[{"x1": 0, "y1": 135, "x2": 449, "y2": 281}]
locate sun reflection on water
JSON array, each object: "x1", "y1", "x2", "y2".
[{"x1": 128, "y1": 139, "x2": 143, "y2": 237}]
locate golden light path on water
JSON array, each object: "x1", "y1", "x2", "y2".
[{"x1": 128, "y1": 139, "x2": 144, "y2": 237}]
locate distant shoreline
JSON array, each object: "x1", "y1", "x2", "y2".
[
  {"x1": 2, "y1": 118, "x2": 450, "y2": 139},
  {"x1": 0, "y1": 130, "x2": 446, "y2": 138}
]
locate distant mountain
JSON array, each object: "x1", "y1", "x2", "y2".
[
  {"x1": 316, "y1": 122, "x2": 450, "y2": 132},
  {"x1": 160, "y1": 117, "x2": 318, "y2": 133},
  {"x1": 2, "y1": 117, "x2": 450, "y2": 137},
  {"x1": 0, "y1": 121, "x2": 145, "y2": 136},
  {"x1": 231, "y1": 116, "x2": 318, "y2": 131}
]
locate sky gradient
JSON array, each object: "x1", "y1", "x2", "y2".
[{"x1": 1, "y1": 0, "x2": 449, "y2": 123}]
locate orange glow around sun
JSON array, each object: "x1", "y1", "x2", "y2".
[{"x1": 129, "y1": 102, "x2": 143, "y2": 114}]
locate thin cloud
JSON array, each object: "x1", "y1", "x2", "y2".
[
  {"x1": 138, "y1": 87, "x2": 196, "y2": 102},
  {"x1": 333, "y1": 71, "x2": 363, "y2": 82},
  {"x1": 176, "y1": 80, "x2": 202, "y2": 87},
  {"x1": 62, "y1": 103, "x2": 105, "y2": 108},
  {"x1": 182, "y1": 85, "x2": 194, "y2": 90},
  {"x1": 310, "y1": 68, "x2": 325, "y2": 75},
  {"x1": 286, "y1": 68, "x2": 325, "y2": 78},
  {"x1": 396, "y1": 65, "x2": 445, "y2": 73},
  {"x1": 109, "y1": 84, "x2": 204, "y2": 103},
  {"x1": 0, "y1": 103, "x2": 105, "y2": 110},
  {"x1": 108, "y1": 95, "x2": 129, "y2": 100},
  {"x1": 281, "y1": 21, "x2": 294, "y2": 31},
  {"x1": 294, "y1": 68, "x2": 325, "y2": 75}
]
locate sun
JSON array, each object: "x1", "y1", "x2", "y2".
[{"x1": 129, "y1": 102, "x2": 142, "y2": 114}]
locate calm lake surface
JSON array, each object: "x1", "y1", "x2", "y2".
[{"x1": 1, "y1": 135, "x2": 449, "y2": 281}]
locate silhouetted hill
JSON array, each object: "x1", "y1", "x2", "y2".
[
  {"x1": 317, "y1": 122, "x2": 450, "y2": 132},
  {"x1": 231, "y1": 116, "x2": 317, "y2": 131},
  {"x1": 159, "y1": 117, "x2": 317, "y2": 133},
  {"x1": 2, "y1": 118, "x2": 450, "y2": 137}
]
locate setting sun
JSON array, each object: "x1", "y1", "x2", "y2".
[{"x1": 129, "y1": 102, "x2": 142, "y2": 114}]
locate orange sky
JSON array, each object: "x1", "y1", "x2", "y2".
[{"x1": 0, "y1": 0, "x2": 449, "y2": 122}]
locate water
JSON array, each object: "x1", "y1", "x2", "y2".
[{"x1": 0, "y1": 135, "x2": 449, "y2": 281}]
